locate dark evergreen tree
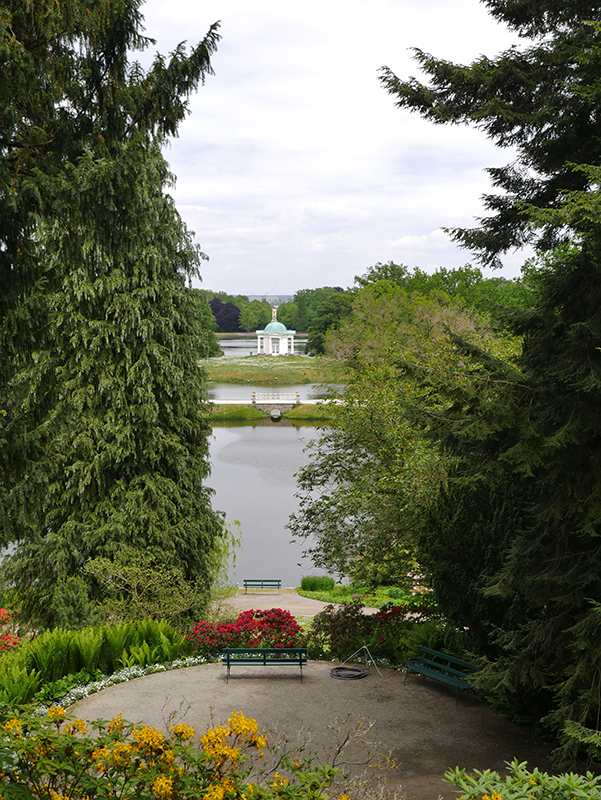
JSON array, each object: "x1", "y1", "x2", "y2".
[
  {"x1": 379, "y1": 0, "x2": 601, "y2": 760},
  {"x1": 380, "y1": 1, "x2": 601, "y2": 266},
  {"x1": 0, "y1": 0, "x2": 227, "y2": 623}
]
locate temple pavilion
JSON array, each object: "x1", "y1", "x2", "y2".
[{"x1": 256, "y1": 308, "x2": 296, "y2": 355}]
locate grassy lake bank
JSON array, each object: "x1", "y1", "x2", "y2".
[
  {"x1": 204, "y1": 355, "x2": 348, "y2": 385},
  {"x1": 211, "y1": 402, "x2": 332, "y2": 422}
]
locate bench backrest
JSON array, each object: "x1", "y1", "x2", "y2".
[
  {"x1": 419, "y1": 646, "x2": 478, "y2": 673},
  {"x1": 223, "y1": 647, "x2": 307, "y2": 662}
]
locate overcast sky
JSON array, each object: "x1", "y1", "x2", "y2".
[{"x1": 140, "y1": 0, "x2": 528, "y2": 296}]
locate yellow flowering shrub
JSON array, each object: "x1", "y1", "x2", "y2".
[{"x1": 0, "y1": 708, "x2": 340, "y2": 800}]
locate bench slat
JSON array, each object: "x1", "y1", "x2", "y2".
[{"x1": 418, "y1": 646, "x2": 478, "y2": 672}]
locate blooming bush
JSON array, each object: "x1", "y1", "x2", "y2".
[
  {"x1": 309, "y1": 601, "x2": 445, "y2": 664},
  {"x1": 0, "y1": 707, "x2": 342, "y2": 800},
  {"x1": 187, "y1": 609, "x2": 305, "y2": 656},
  {"x1": 0, "y1": 608, "x2": 19, "y2": 654},
  {"x1": 309, "y1": 601, "x2": 369, "y2": 661}
]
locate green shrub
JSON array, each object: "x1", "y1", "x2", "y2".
[
  {"x1": 85, "y1": 548, "x2": 210, "y2": 628},
  {"x1": 300, "y1": 576, "x2": 335, "y2": 591},
  {"x1": 307, "y1": 601, "x2": 448, "y2": 665},
  {"x1": 0, "y1": 657, "x2": 41, "y2": 705},
  {"x1": 0, "y1": 708, "x2": 343, "y2": 800},
  {"x1": 309, "y1": 601, "x2": 370, "y2": 660},
  {"x1": 445, "y1": 758, "x2": 601, "y2": 799}
]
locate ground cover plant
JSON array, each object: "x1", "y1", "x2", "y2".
[{"x1": 187, "y1": 609, "x2": 304, "y2": 657}]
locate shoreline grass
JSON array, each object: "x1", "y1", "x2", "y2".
[
  {"x1": 211, "y1": 404, "x2": 267, "y2": 421},
  {"x1": 204, "y1": 355, "x2": 348, "y2": 385},
  {"x1": 211, "y1": 403, "x2": 332, "y2": 422},
  {"x1": 284, "y1": 403, "x2": 332, "y2": 421}
]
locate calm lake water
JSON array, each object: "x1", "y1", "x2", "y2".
[{"x1": 208, "y1": 423, "x2": 327, "y2": 588}]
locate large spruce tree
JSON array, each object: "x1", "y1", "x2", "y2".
[
  {"x1": 380, "y1": 0, "x2": 601, "y2": 761},
  {"x1": 0, "y1": 0, "x2": 226, "y2": 622}
]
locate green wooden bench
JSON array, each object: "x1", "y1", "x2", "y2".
[
  {"x1": 222, "y1": 647, "x2": 308, "y2": 683},
  {"x1": 404, "y1": 645, "x2": 478, "y2": 705},
  {"x1": 243, "y1": 579, "x2": 281, "y2": 593}
]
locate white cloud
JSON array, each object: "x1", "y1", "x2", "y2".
[{"x1": 140, "y1": 0, "x2": 528, "y2": 294}]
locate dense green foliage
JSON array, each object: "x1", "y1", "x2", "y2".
[
  {"x1": 305, "y1": 292, "x2": 353, "y2": 355},
  {"x1": 0, "y1": 0, "x2": 227, "y2": 624},
  {"x1": 354, "y1": 261, "x2": 537, "y2": 325},
  {"x1": 289, "y1": 281, "x2": 515, "y2": 585},
  {"x1": 373, "y1": 0, "x2": 601, "y2": 765},
  {"x1": 0, "y1": 619, "x2": 188, "y2": 705},
  {"x1": 277, "y1": 286, "x2": 347, "y2": 333}
]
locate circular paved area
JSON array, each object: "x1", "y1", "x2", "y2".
[{"x1": 72, "y1": 591, "x2": 552, "y2": 800}]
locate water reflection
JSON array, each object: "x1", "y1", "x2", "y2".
[{"x1": 208, "y1": 425, "x2": 326, "y2": 588}]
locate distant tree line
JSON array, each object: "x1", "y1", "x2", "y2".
[{"x1": 203, "y1": 266, "x2": 534, "y2": 354}]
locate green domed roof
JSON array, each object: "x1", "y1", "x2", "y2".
[{"x1": 263, "y1": 320, "x2": 288, "y2": 334}]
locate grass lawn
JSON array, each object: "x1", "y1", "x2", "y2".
[
  {"x1": 297, "y1": 585, "x2": 418, "y2": 609},
  {"x1": 204, "y1": 355, "x2": 348, "y2": 385},
  {"x1": 282, "y1": 403, "x2": 333, "y2": 421}
]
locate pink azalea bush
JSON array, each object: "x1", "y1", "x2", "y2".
[{"x1": 187, "y1": 609, "x2": 304, "y2": 656}]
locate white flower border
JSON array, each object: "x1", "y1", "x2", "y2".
[{"x1": 35, "y1": 655, "x2": 214, "y2": 716}]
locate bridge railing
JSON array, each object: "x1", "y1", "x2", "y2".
[{"x1": 252, "y1": 392, "x2": 300, "y2": 403}]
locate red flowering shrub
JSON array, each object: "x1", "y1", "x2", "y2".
[
  {"x1": 309, "y1": 601, "x2": 369, "y2": 661},
  {"x1": 0, "y1": 608, "x2": 19, "y2": 654},
  {"x1": 187, "y1": 609, "x2": 304, "y2": 656},
  {"x1": 308, "y1": 601, "x2": 436, "y2": 664}
]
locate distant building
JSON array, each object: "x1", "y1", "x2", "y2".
[{"x1": 256, "y1": 308, "x2": 296, "y2": 356}]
